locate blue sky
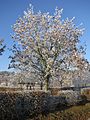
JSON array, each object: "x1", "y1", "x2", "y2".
[{"x1": 0, "y1": 0, "x2": 90, "y2": 71}]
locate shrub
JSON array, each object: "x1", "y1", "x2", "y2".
[
  {"x1": 0, "y1": 91, "x2": 50, "y2": 120},
  {"x1": 58, "y1": 90, "x2": 81, "y2": 105},
  {"x1": 81, "y1": 88, "x2": 90, "y2": 101}
]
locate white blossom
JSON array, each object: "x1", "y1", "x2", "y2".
[{"x1": 9, "y1": 5, "x2": 89, "y2": 90}]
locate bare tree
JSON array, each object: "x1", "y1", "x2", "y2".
[{"x1": 0, "y1": 39, "x2": 5, "y2": 55}]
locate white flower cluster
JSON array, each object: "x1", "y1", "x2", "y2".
[{"x1": 9, "y1": 4, "x2": 89, "y2": 90}]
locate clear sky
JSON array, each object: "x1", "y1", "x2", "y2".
[{"x1": 0, "y1": 0, "x2": 90, "y2": 71}]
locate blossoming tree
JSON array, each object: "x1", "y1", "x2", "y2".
[{"x1": 9, "y1": 5, "x2": 89, "y2": 90}]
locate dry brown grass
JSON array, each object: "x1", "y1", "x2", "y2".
[
  {"x1": 35, "y1": 103, "x2": 90, "y2": 120},
  {"x1": 0, "y1": 87, "x2": 22, "y2": 93}
]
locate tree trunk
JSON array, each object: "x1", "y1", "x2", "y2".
[
  {"x1": 40, "y1": 81, "x2": 43, "y2": 90},
  {"x1": 45, "y1": 79, "x2": 49, "y2": 91},
  {"x1": 45, "y1": 75, "x2": 50, "y2": 91}
]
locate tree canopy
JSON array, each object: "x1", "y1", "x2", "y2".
[{"x1": 9, "y1": 5, "x2": 89, "y2": 90}]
